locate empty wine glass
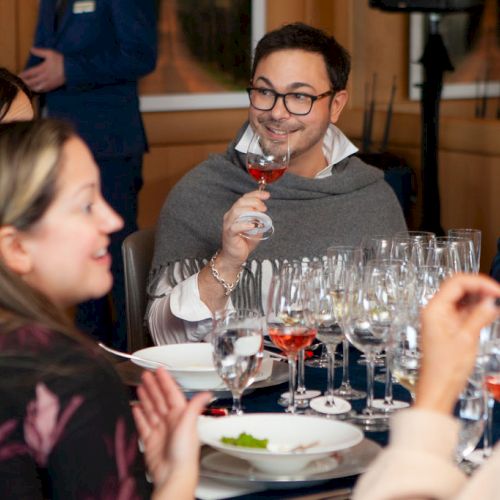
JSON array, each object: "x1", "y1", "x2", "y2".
[
  {"x1": 212, "y1": 309, "x2": 265, "y2": 415},
  {"x1": 343, "y1": 262, "x2": 401, "y2": 429},
  {"x1": 390, "y1": 306, "x2": 421, "y2": 402},
  {"x1": 455, "y1": 367, "x2": 486, "y2": 464},
  {"x1": 307, "y1": 260, "x2": 351, "y2": 415},
  {"x1": 327, "y1": 245, "x2": 366, "y2": 401},
  {"x1": 267, "y1": 269, "x2": 317, "y2": 413},
  {"x1": 448, "y1": 228, "x2": 481, "y2": 273},
  {"x1": 236, "y1": 131, "x2": 290, "y2": 240}
]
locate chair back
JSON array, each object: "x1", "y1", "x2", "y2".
[{"x1": 122, "y1": 228, "x2": 155, "y2": 352}]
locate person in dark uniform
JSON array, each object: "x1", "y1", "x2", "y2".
[{"x1": 21, "y1": 0, "x2": 157, "y2": 350}]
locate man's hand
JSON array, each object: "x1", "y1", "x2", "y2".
[{"x1": 20, "y1": 47, "x2": 66, "y2": 93}]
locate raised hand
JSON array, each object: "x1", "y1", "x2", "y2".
[
  {"x1": 132, "y1": 368, "x2": 211, "y2": 499},
  {"x1": 416, "y1": 273, "x2": 500, "y2": 415}
]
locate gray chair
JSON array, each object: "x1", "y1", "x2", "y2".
[{"x1": 122, "y1": 228, "x2": 156, "y2": 352}]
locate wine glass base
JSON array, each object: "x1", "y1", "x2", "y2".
[
  {"x1": 278, "y1": 390, "x2": 321, "y2": 408},
  {"x1": 347, "y1": 412, "x2": 390, "y2": 432},
  {"x1": 371, "y1": 398, "x2": 410, "y2": 412},
  {"x1": 309, "y1": 396, "x2": 352, "y2": 415},
  {"x1": 333, "y1": 385, "x2": 366, "y2": 400},
  {"x1": 305, "y1": 358, "x2": 342, "y2": 368},
  {"x1": 236, "y1": 212, "x2": 274, "y2": 240}
]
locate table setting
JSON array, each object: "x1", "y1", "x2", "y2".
[{"x1": 107, "y1": 227, "x2": 500, "y2": 499}]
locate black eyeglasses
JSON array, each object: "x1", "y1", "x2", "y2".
[{"x1": 246, "y1": 87, "x2": 334, "y2": 116}]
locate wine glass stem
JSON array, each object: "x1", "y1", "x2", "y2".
[
  {"x1": 286, "y1": 355, "x2": 297, "y2": 413},
  {"x1": 384, "y1": 352, "x2": 394, "y2": 405},
  {"x1": 231, "y1": 392, "x2": 243, "y2": 415},
  {"x1": 297, "y1": 349, "x2": 306, "y2": 394},
  {"x1": 258, "y1": 179, "x2": 266, "y2": 191},
  {"x1": 366, "y1": 357, "x2": 376, "y2": 413},
  {"x1": 483, "y1": 392, "x2": 494, "y2": 458},
  {"x1": 340, "y1": 339, "x2": 351, "y2": 389},
  {"x1": 326, "y1": 344, "x2": 337, "y2": 405}
]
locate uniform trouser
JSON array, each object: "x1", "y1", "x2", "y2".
[{"x1": 75, "y1": 154, "x2": 143, "y2": 350}]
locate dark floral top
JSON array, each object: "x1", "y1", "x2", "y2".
[{"x1": 0, "y1": 325, "x2": 151, "y2": 499}]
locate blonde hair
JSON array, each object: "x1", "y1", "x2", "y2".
[{"x1": 0, "y1": 120, "x2": 85, "y2": 337}]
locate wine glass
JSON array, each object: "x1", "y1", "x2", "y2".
[
  {"x1": 267, "y1": 270, "x2": 317, "y2": 413},
  {"x1": 277, "y1": 261, "x2": 321, "y2": 409},
  {"x1": 478, "y1": 319, "x2": 500, "y2": 460},
  {"x1": 237, "y1": 132, "x2": 290, "y2": 240},
  {"x1": 435, "y1": 236, "x2": 475, "y2": 273},
  {"x1": 448, "y1": 228, "x2": 481, "y2": 273},
  {"x1": 390, "y1": 306, "x2": 421, "y2": 402},
  {"x1": 327, "y1": 246, "x2": 366, "y2": 401},
  {"x1": 212, "y1": 309, "x2": 265, "y2": 415},
  {"x1": 343, "y1": 261, "x2": 402, "y2": 429},
  {"x1": 455, "y1": 367, "x2": 486, "y2": 465},
  {"x1": 307, "y1": 260, "x2": 352, "y2": 415}
]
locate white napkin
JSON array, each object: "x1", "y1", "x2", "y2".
[{"x1": 196, "y1": 477, "x2": 265, "y2": 500}]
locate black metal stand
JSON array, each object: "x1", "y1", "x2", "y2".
[{"x1": 418, "y1": 13, "x2": 454, "y2": 235}]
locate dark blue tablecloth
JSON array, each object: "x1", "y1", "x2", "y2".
[{"x1": 207, "y1": 347, "x2": 499, "y2": 500}]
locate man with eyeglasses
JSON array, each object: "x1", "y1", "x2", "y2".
[{"x1": 147, "y1": 23, "x2": 406, "y2": 345}]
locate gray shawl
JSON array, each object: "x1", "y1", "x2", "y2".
[{"x1": 149, "y1": 123, "x2": 406, "y2": 309}]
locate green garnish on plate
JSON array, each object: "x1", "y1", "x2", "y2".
[{"x1": 221, "y1": 432, "x2": 268, "y2": 449}]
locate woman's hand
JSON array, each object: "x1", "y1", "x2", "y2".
[
  {"x1": 415, "y1": 273, "x2": 500, "y2": 415},
  {"x1": 132, "y1": 368, "x2": 212, "y2": 498}
]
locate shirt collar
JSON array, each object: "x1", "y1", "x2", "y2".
[{"x1": 235, "y1": 123, "x2": 358, "y2": 179}]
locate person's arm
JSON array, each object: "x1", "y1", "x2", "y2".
[
  {"x1": 147, "y1": 189, "x2": 270, "y2": 343},
  {"x1": 354, "y1": 274, "x2": 500, "y2": 500},
  {"x1": 132, "y1": 368, "x2": 212, "y2": 500}
]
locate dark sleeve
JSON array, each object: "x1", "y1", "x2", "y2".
[
  {"x1": 491, "y1": 238, "x2": 500, "y2": 282},
  {"x1": 0, "y1": 330, "x2": 151, "y2": 499},
  {"x1": 64, "y1": 0, "x2": 157, "y2": 88},
  {"x1": 44, "y1": 356, "x2": 151, "y2": 499}
]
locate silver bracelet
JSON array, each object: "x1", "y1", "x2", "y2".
[{"x1": 209, "y1": 250, "x2": 244, "y2": 296}]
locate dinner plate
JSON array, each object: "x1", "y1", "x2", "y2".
[{"x1": 199, "y1": 438, "x2": 381, "y2": 489}]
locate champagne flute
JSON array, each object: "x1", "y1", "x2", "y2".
[
  {"x1": 267, "y1": 270, "x2": 317, "y2": 413},
  {"x1": 237, "y1": 131, "x2": 290, "y2": 240},
  {"x1": 212, "y1": 309, "x2": 265, "y2": 415},
  {"x1": 327, "y1": 246, "x2": 366, "y2": 400}
]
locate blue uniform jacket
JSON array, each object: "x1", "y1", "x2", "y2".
[{"x1": 27, "y1": 0, "x2": 157, "y2": 158}]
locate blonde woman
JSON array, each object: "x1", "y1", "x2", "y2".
[{"x1": 0, "y1": 120, "x2": 209, "y2": 499}]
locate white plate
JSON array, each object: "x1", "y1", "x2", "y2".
[
  {"x1": 132, "y1": 343, "x2": 274, "y2": 391},
  {"x1": 200, "y1": 438, "x2": 381, "y2": 489},
  {"x1": 198, "y1": 413, "x2": 364, "y2": 474}
]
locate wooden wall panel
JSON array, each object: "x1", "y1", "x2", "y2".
[
  {"x1": 0, "y1": 0, "x2": 17, "y2": 70},
  {"x1": 139, "y1": 141, "x2": 228, "y2": 228}
]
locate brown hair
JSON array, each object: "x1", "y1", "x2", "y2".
[{"x1": 0, "y1": 120, "x2": 87, "y2": 340}]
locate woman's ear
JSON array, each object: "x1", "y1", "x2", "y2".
[{"x1": 0, "y1": 226, "x2": 33, "y2": 275}]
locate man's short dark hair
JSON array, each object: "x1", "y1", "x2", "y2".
[{"x1": 251, "y1": 23, "x2": 351, "y2": 92}]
